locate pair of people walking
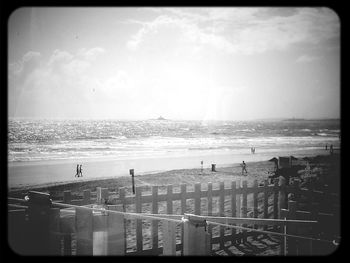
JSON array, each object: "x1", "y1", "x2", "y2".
[{"x1": 75, "y1": 164, "x2": 83, "y2": 177}]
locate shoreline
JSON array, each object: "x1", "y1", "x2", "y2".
[
  {"x1": 8, "y1": 150, "x2": 339, "y2": 197},
  {"x1": 8, "y1": 147, "x2": 333, "y2": 190}
]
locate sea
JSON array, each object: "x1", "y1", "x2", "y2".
[{"x1": 8, "y1": 118, "x2": 340, "y2": 163}]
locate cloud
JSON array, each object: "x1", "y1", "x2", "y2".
[
  {"x1": 77, "y1": 47, "x2": 106, "y2": 61},
  {"x1": 9, "y1": 51, "x2": 41, "y2": 76},
  {"x1": 125, "y1": 7, "x2": 340, "y2": 55},
  {"x1": 47, "y1": 49, "x2": 73, "y2": 66},
  {"x1": 296, "y1": 54, "x2": 320, "y2": 63}
]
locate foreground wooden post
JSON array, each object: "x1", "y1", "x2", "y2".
[
  {"x1": 76, "y1": 207, "x2": 93, "y2": 255},
  {"x1": 183, "y1": 214, "x2": 210, "y2": 255},
  {"x1": 93, "y1": 211, "x2": 108, "y2": 255},
  {"x1": 286, "y1": 201, "x2": 298, "y2": 255},
  {"x1": 107, "y1": 205, "x2": 125, "y2": 255},
  {"x1": 162, "y1": 220, "x2": 177, "y2": 255},
  {"x1": 27, "y1": 191, "x2": 52, "y2": 255},
  {"x1": 49, "y1": 208, "x2": 61, "y2": 255},
  {"x1": 8, "y1": 209, "x2": 27, "y2": 255}
]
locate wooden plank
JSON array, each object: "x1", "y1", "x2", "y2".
[
  {"x1": 167, "y1": 185, "x2": 173, "y2": 214},
  {"x1": 180, "y1": 184, "x2": 186, "y2": 256},
  {"x1": 119, "y1": 187, "x2": 126, "y2": 212},
  {"x1": 278, "y1": 177, "x2": 287, "y2": 219},
  {"x1": 194, "y1": 183, "x2": 201, "y2": 215},
  {"x1": 93, "y1": 212, "x2": 108, "y2": 255},
  {"x1": 162, "y1": 220, "x2": 177, "y2": 255},
  {"x1": 253, "y1": 180, "x2": 259, "y2": 232},
  {"x1": 263, "y1": 179, "x2": 269, "y2": 231},
  {"x1": 49, "y1": 208, "x2": 61, "y2": 255},
  {"x1": 242, "y1": 180, "x2": 248, "y2": 243},
  {"x1": 135, "y1": 186, "x2": 143, "y2": 252},
  {"x1": 107, "y1": 205, "x2": 125, "y2": 255},
  {"x1": 152, "y1": 185, "x2": 159, "y2": 250},
  {"x1": 219, "y1": 181, "x2": 225, "y2": 248},
  {"x1": 207, "y1": 183, "x2": 213, "y2": 216},
  {"x1": 231, "y1": 181, "x2": 236, "y2": 244},
  {"x1": 76, "y1": 207, "x2": 93, "y2": 255},
  {"x1": 273, "y1": 179, "x2": 279, "y2": 231}
]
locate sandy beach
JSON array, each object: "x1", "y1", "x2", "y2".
[
  {"x1": 8, "y1": 147, "x2": 331, "y2": 192},
  {"x1": 8, "y1": 148, "x2": 339, "y2": 200}
]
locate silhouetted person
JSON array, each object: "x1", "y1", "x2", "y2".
[
  {"x1": 241, "y1": 161, "x2": 248, "y2": 175},
  {"x1": 79, "y1": 164, "x2": 83, "y2": 177},
  {"x1": 330, "y1": 144, "x2": 334, "y2": 155},
  {"x1": 325, "y1": 144, "x2": 328, "y2": 150},
  {"x1": 75, "y1": 164, "x2": 79, "y2": 177}
]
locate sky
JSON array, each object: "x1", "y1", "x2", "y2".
[{"x1": 8, "y1": 7, "x2": 340, "y2": 120}]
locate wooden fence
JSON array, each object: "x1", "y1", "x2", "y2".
[{"x1": 8, "y1": 177, "x2": 339, "y2": 256}]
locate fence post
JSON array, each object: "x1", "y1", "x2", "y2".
[
  {"x1": 180, "y1": 184, "x2": 187, "y2": 255},
  {"x1": 167, "y1": 185, "x2": 173, "y2": 214},
  {"x1": 93, "y1": 212, "x2": 108, "y2": 255},
  {"x1": 278, "y1": 176, "x2": 287, "y2": 219},
  {"x1": 231, "y1": 181, "x2": 237, "y2": 244},
  {"x1": 8, "y1": 209, "x2": 27, "y2": 255},
  {"x1": 107, "y1": 204, "x2": 125, "y2": 255},
  {"x1": 76, "y1": 207, "x2": 93, "y2": 255},
  {"x1": 219, "y1": 181, "x2": 225, "y2": 248},
  {"x1": 194, "y1": 183, "x2": 201, "y2": 215},
  {"x1": 152, "y1": 185, "x2": 159, "y2": 252},
  {"x1": 253, "y1": 180, "x2": 259, "y2": 233},
  {"x1": 49, "y1": 208, "x2": 61, "y2": 255},
  {"x1": 286, "y1": 200, "x2": 298, "y2": 255},
  {"x1": 97, "y1": 187, "x2": 109, "y2": 204},
  {"x1": 242, "y1": 180, "x2": 248, "y2": 243},
  {"x1": 135, "y1": 186, "x2": 143, "y2": 253},
  {"x1": 263, "y1": 179, "x2": 269, "y2": 231},
  {"x1": 207, "y1": 182, "x2": 213, "y2": 251},
  {"x1": 162, "y1": 220, "x2": 177, "y2": 255},
  {"x1": 183, "y1": 214, "x2": 210, "y2": 255},
  {"x1": 26, "y1": 191, "x2": 52, "y2": 255}
]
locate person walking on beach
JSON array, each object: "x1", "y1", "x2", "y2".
[
  {"x1": 325, "y1": 144, "x2": 328, "y2": 150},
  {"x1": 330, "y1": 144, "x2": 334, "y2": 155},
  {"x1": 75, "y1": 164, "x2": 79, "y2": 177},
  {"x1": 79, "y1": 164, "x2": 83, "y2": 177},
  {"x1": 241, "y1": 161, "x2": 248, "y2": 175}
]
